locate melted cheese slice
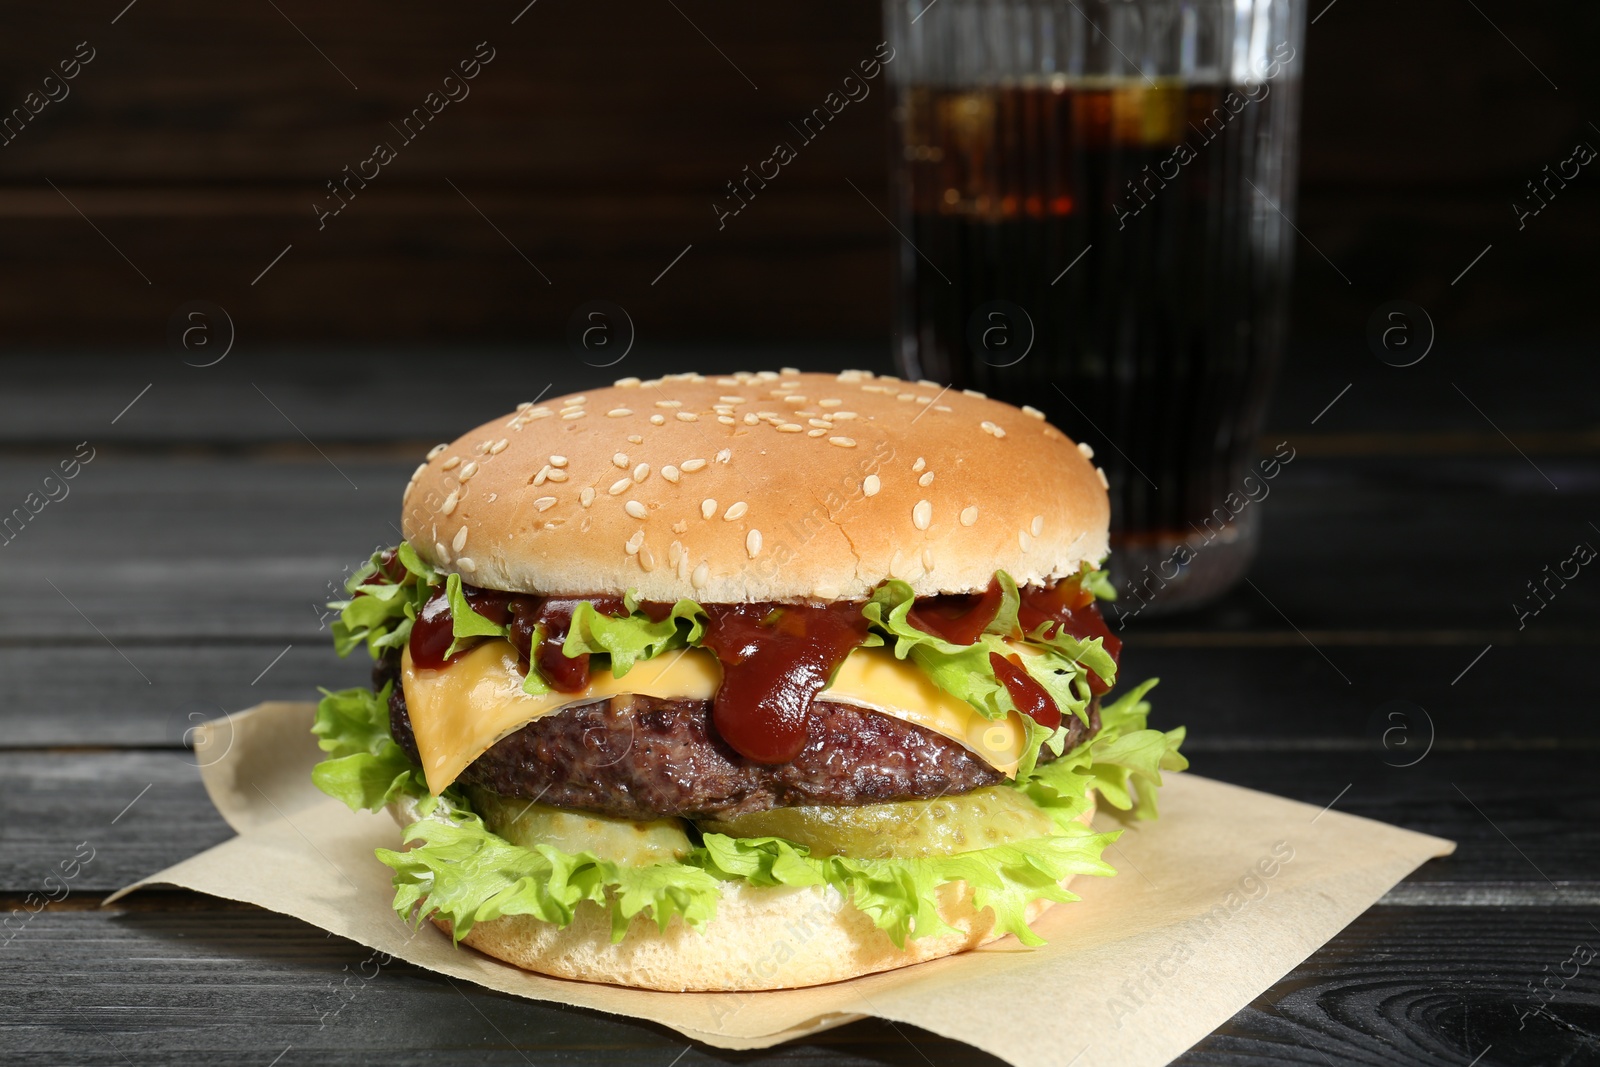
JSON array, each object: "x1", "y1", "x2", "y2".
[{"x1": 402, "y1": 641, "x2": 1028, "y2": 794}]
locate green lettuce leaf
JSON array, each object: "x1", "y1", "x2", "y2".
[
  {"x1": 1080, "y1": 566, "x2": 1116, "y2": 602},
  {"x1": 309, "y1": 685, "x2": 428, "y2": 811},
  {"x1": 328, "y1": 543, "x2": 437, "y2": 659},
  {"x1": 377, "y1": 800, "x2": 723, "y2": 943},
  {"x1": 1023, "y1": 678, "x2": 1188, "y2": 820},
  {"x1": 562, "y1": 594, "x2": 708, "y2": 678},
  {"x1": 443, "y1": 573, "x2": 509, "y2": 658}
]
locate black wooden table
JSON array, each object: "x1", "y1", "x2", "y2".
[{"x1": 3, "y1": 348, "x2": 1596, "y2": 1066}]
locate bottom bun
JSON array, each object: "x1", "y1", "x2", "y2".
[{"x1": 391, "y1": 795, "x2": 1096, "y2": 992}]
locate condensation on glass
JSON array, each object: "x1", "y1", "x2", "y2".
[{"x1": 887, "y1": 0, "x2": 1306, "y2": 616}]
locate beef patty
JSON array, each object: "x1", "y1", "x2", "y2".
[{"x1": 377, "y1": 654, "x2": 1097, "y2": 821}]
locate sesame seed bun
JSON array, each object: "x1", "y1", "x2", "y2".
[
  {"x1": 391, "y1": 794, "x2": 1096, "y2": 991},
  {"x1": 401, "y1": 370, "x2": 1109, "y2": 602}
]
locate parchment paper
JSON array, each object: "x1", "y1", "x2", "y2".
[{"x1": 110, "y1": 702, "x2": 1454, "y2": 1066}]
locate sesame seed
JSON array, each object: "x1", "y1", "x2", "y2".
[
  {"x1": 412, "y1": 463, "x2": 427, "y2": 480},
  {"x1": 897, "y1": 392, "x2": 915, "y2": 402},
  {"x1": 452, "y1": 527, "x2": 469, "y2": 552},
  {"x1": 627, "y1": 435, "x2": 643, "y2": 444},
  {"x1": 550, "y1": 454, "x2": 568, "y2": 468},
  {"x1": 743, "y1": 413, "x2": 759, "y2": 425},
  {"x1": 477, "y1": 440, "x2": 493, "y2": 454},
  {"x1": 716, "y1": 448, "x2": 732, "y2": 464},
  {"x1": 568, "y1": 395, "x2": 587, "y2": 404},
  {"x1": 562, "y1": 411, "x2": 585, "y2": 420},
  {"x1": 863, "y1": 475, "x2": 881, "y2": 497},
  {"x1": 614, "y1": 376, "x2": 641, "y2": 387},
  {"x1": 441, "y1": 490, "x2": 459, "y2": 515},
  {"x1": 1077, "y1": 442, "x2": 1096, "y2": 459},
  {"x1": 655, "y1": 400, "x2": 682, "y2": 408},
  {"x1": 832, "y1": 411, "x2": 857, "y2": 420},
  {"x1": 625, "y1": 500, "x2": 649, "y2": 519},
  {"x1": 608, "y1": 408, "x2": 633, "y2": 418},
  {"x1": 457, "y1": 556, "x2": 478, "y2": 573},
  {"x1": 625, "y1": 530, "x2": 645, "y2": 554},
  {"x1": 701, "y1": 499, "x2": 717, "y2": 520},
  {"x1": 613, "y1": 453, "x2": 630, "y2": 468},
  {"x1": 662, "y1": 465, "x2": 680, "y2": 483},
  {"x1": 676, "y1": 411, "x2": 698, "y2": 422},
  {"x1": 913, "y1": 457, "x2": 926, "y2": 472},
  {"x1": 720, "y1": 395, "x2": 746, "y2": 404},
  {"x1": 807, "y1": 428, "x2": 827, "y2": 438},
  {"x1": 1022, "y1": 405, "x2": 1046, "y2": 420},
  {"x1": 781, "y1": 366, "x2": 800, "y2": 375},
  {"x1": 459, "y1": 461, "x2": 478, "y2": 480},
  {"x1": 746, "y1": 529, "x2": 762, "y2": 558},
  {"x1": 919, "y1": 471, "x2": 935, "y2": 486},
  {"x1": 533, "y1": 466, "x2": 550, "y2": 487},
  {"x1": 1097, "y1": 466, "x2": 1110, "y2": 489},
  {"x1": 809, "y1": 418, "x2": 832, "y2": 429},
  {"x1": 633, "y1": 463, "x2": 650, "y2": 483},
  {"x1": 913, "y1": 500, "x2": 932, "y2": 530},
  {"x1": 435, "y1": 541, "x2": 449, "y2": 562},
  {"x1": 534, "y1": 496, "x2": 558, "y2": 512},
  {"x1": 527, "y1": 410, "x2": 552, "y2": 420},
  {"x1": 724, "y1": 501, "x2": 748, "y2": 521},
  {"x1": 960, "y1": 506, "x2": 978, "y2": 526},
  {"x1": 1019, "y1": 529, "x2": 1033, "y2": 551},
  {"x1": 427, "y1": 444, "x2": 447, "y2": 459},
  {"x1": 692, "y1": 562, "x2": 710, "y2": 589},
  {"x1": 681, "y1": 458, "x2": 707, "y2": 473},
  {"x1": 580, "y1": 487, "x2": 596, "y2": 508},
  {"x1": 784, "y1": 395, "x2": 807, "y2": 403},
  {"x1": 777, "y1": 423, "x2": 803, "y2": 433},
  {"x1": 442, "y1": 456, "x2": 461, "y2": 470},
  {"x1": 819, "y1": 398, "x2": 842, "y2": 408},
  {"x1": 980, "y1": 420, "x2": 1007, "y2": 438},
  {"x1": 638, "y1": 544, "x2": 657, "y2": 571},
  {"x1": 546, "y1": 469, "x2": 569, "y2": 482},
  {"x1": 516, "y1": 402, "x2": 533, "y2": 411},
  {"x1": 1031, "y1": 515, "x2": 1044, "y2": 536},
  {"x1": 718, "y1": 415, "x2": 736, "y2": 425},
  {"x1": 609, "y1": 478, "x2": 631, "y2": 495},
  {"x1": 934, "y1": 405, "x2": 952, "y2": 413},
  {"x1": 491, "y1": 438, "x2": 509, "y2": 454},
  {"x1": 672, "y1": 520, "x2": 689, "y2": 534},
  {"x1": 962, "y1": 388, "x2": 987, "y2": 398},
  {"x1": 922, "y1": 546, "x2": 935, "y2": 571},
  {"x1": 650, "y1": 414, "x2": 666, "y2": 425},
  {"x1": 830, "y1": 436, "x2": 857, "y2": 448}
]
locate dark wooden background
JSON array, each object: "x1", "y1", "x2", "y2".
[
  {"x1": 2, "y1": 0, "x2": 1598, "y2": 346},
  {"x1": 3, "y1": 2, "x2": 1599, "y2": 1065}
]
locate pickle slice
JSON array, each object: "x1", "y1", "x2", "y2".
[
  {"x1": 700, "y1": 785, "x2": 1056, "y2": 859},
  {"x1": 466, "y1": 787, "x2": 692, "y2": 865}
]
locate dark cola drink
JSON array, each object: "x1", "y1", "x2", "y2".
[{"x1": 890, "y1": 67, "x2": 1302, "y2": 617}]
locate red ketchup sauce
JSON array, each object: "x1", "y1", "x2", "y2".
[
  {"x1": 399, "y1": 572, "x2": 1111, "y2": 761},
  {"x1": 407, "y1": 582, "x2": 631, "y2": 692},
  {"x1": 1017, "y1": 580, "x2": 1121, "y2": 694},
  {"x1": 698, "y1": 603, "x2": 873, "y2": 764},
  {"x1": 989, "y1": 652, "x2": 1061, "y2": 730}
]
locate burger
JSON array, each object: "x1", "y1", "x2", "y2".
[{"x1": 312, "y1": 369, "x2": 1186, "y2": 992}]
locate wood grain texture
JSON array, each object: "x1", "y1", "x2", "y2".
[
  {"x1": 1, "y1": 454, "x2": 1594, "y2": 642},
  {"x1": 2, "y1": 749, "x2": 1590, "y2": 895},
  {"x1": 3, "y1": 903, "x2": 1595, "y2": 1066},
  {"x1": 5, "y1": 641, "x2": 1597, "y2": 749}
]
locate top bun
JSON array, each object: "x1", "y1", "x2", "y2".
[{"x1": 400, "y1": 370, "x2": 1109, "y2": 602}]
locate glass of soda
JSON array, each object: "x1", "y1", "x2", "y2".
[{"x1": 885, "y1": 0, "x2": 1306, "y2": 616}]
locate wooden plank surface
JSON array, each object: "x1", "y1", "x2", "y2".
[
  {"x1": 2, "y1": 455, "x2": 1595, "y2": 642},
  {"x1": 3, "y1": 901, "x2": 1595, "y2": 1066},
  {"x1": 2, "y1": 748, "x2": 1589, "y2": 895}
]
